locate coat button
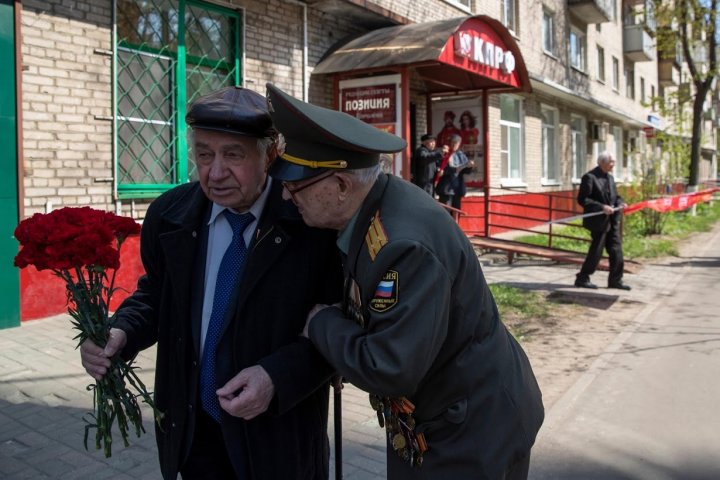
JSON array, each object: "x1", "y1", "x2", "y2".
[
  {"x1": 192, "y1": 231, "x2": 197, "y2": 238},
  {"x1": 274, "y1": 236, "x2": 282, "y2": 244}
]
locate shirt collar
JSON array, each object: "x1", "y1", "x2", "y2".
[{"x1": 207, "y1": 176, "x2": 273, "y2": 225}]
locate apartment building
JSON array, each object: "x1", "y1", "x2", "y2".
[{"x1": 2, "y1": 0, "x2": 717, "y2": 324}]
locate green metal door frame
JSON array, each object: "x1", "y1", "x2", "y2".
[{"x1": 0, "y1": 0, "x2": 20, "y2": 329}]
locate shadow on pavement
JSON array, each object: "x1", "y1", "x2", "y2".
[{"x1": 0, "y1": 398, "x2": 160, "y2": 479}]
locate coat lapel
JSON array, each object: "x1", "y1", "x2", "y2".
[
  {"x1": 157, "y1": 184, "x2": 210, "y2": 355},
  {"x1": 217, "y1": 181, "x2": 297, "y2": 340}
]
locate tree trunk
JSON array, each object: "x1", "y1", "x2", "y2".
[{"x1": 688, "y1": 84, "x2": 709, "y2": 188}]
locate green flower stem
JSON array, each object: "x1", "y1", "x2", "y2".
[{"x1": 56, "y1": 267, "x2": 161, "y2": 458}]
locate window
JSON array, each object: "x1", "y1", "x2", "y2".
[
  {"x1": 651, "y1": 84, "x2": 656, "y2": 109},
  {"x1": 640, "y1": 76, "x2": 646, "y2": 104},
  {"x1": 596, "y1": 45, "x2": 605, "y2": 82},
  {"x1": 444, "y1": 0, "x2": 471, "y2": 9},
  {"x1": 500, "y1": 95, "x2": 524, "y2": 181},
  {"x1": 541, "y1": 106, "x2": 559, "y2": 182},
  {"x1": 569, "y1": 27, "x2": 586, "y2": 71},
  {"x1": 571, "y1": 115, "x2": 586, "y2": 181},
  {"x1": 542, "y1": 10, "x2": 555, "y2": 55},
  {"x1": 613, "y1": 126, "x2": 623, "y2": 180},
  {"x1": 503, "y1": 0, "x2": 519, "y2": 35},
  {"x1": 115, "y1": 0, "x2": 243, "y2": 198},
  {"x1": 612, "y1": 56, "x2": 620, "y2": 91},
  {"x1": 592, "y1": 138, "x2": 606, "y2": 165},
  {"x1": 625, "y1": 67, "x2": 635, "y2": 99}
]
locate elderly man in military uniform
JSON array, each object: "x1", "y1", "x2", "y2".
[{"x1": 266, "y1": 83, "x2": 544, "y2": 480}]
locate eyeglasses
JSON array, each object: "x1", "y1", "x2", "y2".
[{"x1": 282, "y1": 170, "x2": 335, "y2": 196}]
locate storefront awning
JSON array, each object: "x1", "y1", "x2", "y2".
[{"x1": 314, "y1": 15, "x2": 530, "y2": 94}]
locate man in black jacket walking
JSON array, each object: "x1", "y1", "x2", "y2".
[
  {"x1": 575, "y1": 151, "x2": 631, "y2": 290},
  {"x1": 411, "y1": 133, "x2": 447, "y2": 195}
]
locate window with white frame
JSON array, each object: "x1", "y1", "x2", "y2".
[
  {"x1": 571, "y1": 115, "x2": 586, "y2": 181},
  {"x1": 542, "y1": 9, "x2": 555, "y2": 55},
  {"x1": 541, "y1": 106, "x2": 559, "y2": 182},
  {"x1": 596, "y1": 45, "x2": 605, "y2": 82},
  {"x1": 503, "y1": 0, "x2": 519, "y2": 35},
  {"x1": 500, "y1": 95, "x2": 524, "y2": 181},
  {"x1": 613, "y1": 126, "x2": 624, "y2": 180},
  {"x1": 625, "y1": 67, "x2": 635, "y2": 99},
  {"x1": 612, "y1": 56, "x2": 620, "y2": 91},
  {"x1": 651, "y1": 84, "x2": 656, "y2": 109},
  {"x1": 592, "y1": 139, "x2": 607, "y2": 165},
  {"x1": 444, "y1": 0, "x2": 471, "y2": 9},
  {"x1": 569, "y1": 27, "x2": 586, "y2": 71},
  {"x1": 640, "y1": 76, "x2": 646, "y2": 103}
]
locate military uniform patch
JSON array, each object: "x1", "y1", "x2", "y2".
[
  {"x1": 369, "y1": 270, "x2": 399, "y2": 312},
  {"x1": 365, "y1": 212, "x2": 388, "y2": 261}
]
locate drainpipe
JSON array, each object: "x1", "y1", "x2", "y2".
[{"x1": 284, "y1": 0, "x2": 308, "y2": 101}]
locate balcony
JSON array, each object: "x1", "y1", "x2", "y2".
[
  {"x1": 624, "y1": 24, "x2": 655, "y2": 62},
  {"x1": 658, "y1": 59, "x2": 680, "y2": 86},
  {"x1": 567, "y1": 0, "x2": 613, "y2": 24},
  {"x1": 657, "y1": 47, "x2": 682, "y2": 87}
]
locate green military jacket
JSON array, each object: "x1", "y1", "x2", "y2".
[{"x1": 310, "y1": 174, "x2": 544, "y2": 479}]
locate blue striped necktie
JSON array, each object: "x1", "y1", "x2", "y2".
[{"x1": 200, "y1": 210, "x2": 255, "y2": 422}]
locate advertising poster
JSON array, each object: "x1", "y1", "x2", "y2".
[
  {"x1": 339, "y1": 75, "x2": 402, "y2": 176},
  {"x1": 431, "y1": 97, "x2": 484, "y2": 186}
]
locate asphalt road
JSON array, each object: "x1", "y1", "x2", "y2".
[{"x1": 530, "y1": 224, "x2": 720, "y2": 480}]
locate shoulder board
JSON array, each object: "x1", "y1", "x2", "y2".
[{"x1": 365, "y1": 211, "x2": 388, "y2": 262}]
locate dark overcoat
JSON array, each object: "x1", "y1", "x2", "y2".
[
  {"x1": 411, "y1": 145, "x2": 442, "y2": 187},
  {"x1": 114, "y1": 180, "x2": 342, "y2": 480},
  {"x1": 578, "y1": 166, "x2": 623, "y2": 233},
  {"x1": 310, "y1": 174, "x2": 544, "y2": 479}
]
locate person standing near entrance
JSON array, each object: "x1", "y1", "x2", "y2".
[
  {"x1": 436, "y1": 134, "x2": 474, "y2": 210},
  {"x1": 266, "y1": 82, "x2": 543, "y2": 480},
  {"x1": 575, "y1": 151, "x2": 631, "y2": 290},
  {"x1": 80, "y1": 86, "x2": 342, "y2": 479},
  {"x1": 411, "y1": 133, "x2": 447, "y2": 195}
]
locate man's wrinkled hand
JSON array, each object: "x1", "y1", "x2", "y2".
[
  {"x1": 80, "y1": 327, "x2": 127, "y2": 380},
  {"x1": 217, "y1": 365, "x2": 275, "y2": 420}
]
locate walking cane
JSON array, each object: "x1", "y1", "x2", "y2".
[{"x1": 333, "y1": 376, "x2": 343, "y2": 480}]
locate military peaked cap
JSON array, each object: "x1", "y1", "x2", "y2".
[
  {"x1": 266, "y1": 83, "x2": 406, "y2": 181},
  {"x1": 186, "y1": 86, "x2": 276, "y2": 138}
]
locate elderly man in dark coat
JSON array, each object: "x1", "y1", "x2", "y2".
[
  {"x1": 266, "y1": 83, "x2": 544, "y2": 480},
  {"x1": 81, "y1": 87, "x2": 342, "y2": 479},
  {"x1": 575, "y1": 151, "x2": 630, "y2": 290}
]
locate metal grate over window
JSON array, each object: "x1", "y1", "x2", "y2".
[{"x1": 115, "y1": 0, "x2": 242, "y2": 198}]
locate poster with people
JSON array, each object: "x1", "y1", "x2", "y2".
[{"x1": 431, "y1": 97, "x2": 484, "y2": 186}]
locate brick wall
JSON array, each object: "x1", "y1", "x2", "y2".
[{"x1": 20, "y1": 0, "x2": 114, "y2": 217}]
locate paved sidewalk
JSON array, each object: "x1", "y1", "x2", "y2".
[{"x1": 0, "y1": 225, "x2": 706, "y2": 479}]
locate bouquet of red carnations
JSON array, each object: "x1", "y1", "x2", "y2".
[{"x1": 13, "y1": 206, "x2": 161, "y2": 457}]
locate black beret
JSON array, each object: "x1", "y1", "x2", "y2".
[
  {"x1": 421, "y1": 134, "x2": 436, "y2": 142},
  {"x1": 186, "y1": 86, "x2": 276, "y2": 138},
  {"x1": 265, "y1": 83, "x2": 406, "y2": 182}
]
